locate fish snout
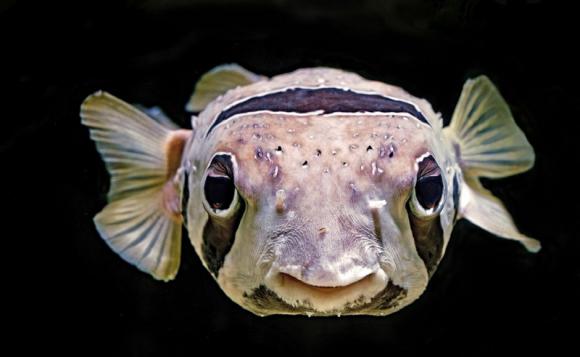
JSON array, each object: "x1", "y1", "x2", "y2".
[
  {"x1": 277, "y1": 260, "x2": 376, "y2": 288},
  {"x1": 264, "y1": 257, "x2": 388, "y2": 313}
]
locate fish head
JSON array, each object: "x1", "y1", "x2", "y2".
[{"x1": 188, "y1": 91, "x2": 456, "y2": 316}]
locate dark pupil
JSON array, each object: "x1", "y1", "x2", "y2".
[
  {"x1": 416, "y1": 175, "x2": 443, "y2": 210},
  {"x1": 204, "y1": 176, "x2": 235, "y2": 210}
]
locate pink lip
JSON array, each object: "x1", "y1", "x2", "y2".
[{"x1": 278, "y1": 272, "x2": 377, "y2": 296}]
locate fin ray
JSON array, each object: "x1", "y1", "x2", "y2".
[
  {"x1": 445, "y1": 75, "x2": 535, "y2": 178},
  {"x1": 459, "y1": 178, "x2": 541, "y2": 252},
  {"x1": 81, "y1": 91, "x2": 190, "y2": 281},
  {"x1": 447, "y1": 76, "x2": 539, "y2": 252},
  {"x1": 186, "y1": 63, "x2": 266, "y2": 112}
]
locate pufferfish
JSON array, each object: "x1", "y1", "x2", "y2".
[{"x1": 80, "y1": 65, "x2": 540, "y2": 316}]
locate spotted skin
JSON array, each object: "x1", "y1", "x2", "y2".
[{"x1": 214, "y1": 113, "x2": 430, "y2": 202}]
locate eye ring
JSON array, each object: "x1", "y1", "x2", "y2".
[
  {"x1": 202, "y1": 153, "x2": 241, "y2": 217},
  {"x1": 409, "y1": 154, "x2": 446, "y2": 218}
]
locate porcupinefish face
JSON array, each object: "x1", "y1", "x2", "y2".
[
  {"x1": 184, "y1": 69, "x2": 457, "y2": 316},
  {"x1": 81, "y1": 65, "x2": 538, "y2": 317}
]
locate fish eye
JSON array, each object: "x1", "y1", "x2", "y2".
[
  {"x1": 203, "y1": 153, "x2": 239, "y2": 215},
  {"x1": 410, "y1": 154, "x2": 445, "y2": 217},
  {"x1": 416, "y1": 175, "x2": 443, "y2": 209},
  {"x1": 204, "y1": 176, "x2": 235, "y2": 211}
]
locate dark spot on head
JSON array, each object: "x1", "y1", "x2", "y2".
[
  {"x1": 388, "y1": 144, "x2": 396, "y2": 158},
  {"x1": 366, "y1": 145, "x2": 373, "y2": 152},
  {"x1": 302, "y1": 160, "x2": 308, "y2": 167},
  {"x1": 342, "y1": 161, "x2": 348, "y2": 167},
  {"x1": 316, "y1": 149, "x2": 322, "y2": 156},
  {"x1": 275, "y1": 145, "x2": 283, "y2": 152}
]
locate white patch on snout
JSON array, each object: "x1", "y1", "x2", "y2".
[{"x1": 368, "y1": 199, "x2": 387, "y2": 209}]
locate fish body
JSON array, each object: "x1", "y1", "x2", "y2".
[{"x1": 81, "y1": 65, "x2": 539, "y2": 316}]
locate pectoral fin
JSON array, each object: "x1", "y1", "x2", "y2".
[
  {"x1": 133, "y1": 104, "x2": 179, "y2": 130},
  {"x1": 81, "y1": 92, "x2": 192, "y2": 281},
  {"x1": 459, "y1": 178, "x2": 541, "y2": 252},
  {"x1": 186, "y1": 64, "x2": 266, "y2": 112},
  {"x1": 444, "y1": 75, "x2": 535, "y2": 178},
  {"x1": 446, "y1": 76, "x2": 539, "y2": 252}
]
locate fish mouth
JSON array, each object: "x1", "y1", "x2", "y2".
[
  {"x1": 243, "y1": 277, "x2": 407, "y2": 316},
  {"x1": 277, "y1": 272, "x2": 377, "y2": 296},
  {"x1": 255, "y1": 265, "x2": 392, "y2": 314}
]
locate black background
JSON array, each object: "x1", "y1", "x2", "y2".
[{"x1": 4, "y1": 0, "x2": 578, "y2": 355}]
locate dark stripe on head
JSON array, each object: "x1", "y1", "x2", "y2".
[{"x1": 207, "y1": 87, "x2": 429, "y2": 136}]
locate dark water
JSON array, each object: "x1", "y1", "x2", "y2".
[{"x1": 4, "y1": 0, "x2": 578, "y2": 355}]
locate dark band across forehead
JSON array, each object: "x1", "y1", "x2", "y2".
[{"x1": 206, "y1": 87, "x2": 429, "y2": 136}]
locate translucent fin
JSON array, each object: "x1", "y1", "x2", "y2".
[
  {"x1": 133, "y1": 104, "x2": 179, "y2": 130},
  {"x1": 459, "y1": 177, "x2": 541, "y2": 252},
  {"x1": 81, "y1": 91, "x2": 192, "y2": 281},
  {"x1": 445, "y1": 75, "x2": 535, "y2": 178},
  {"x1": 186, "y1": 63, "x2": 266, "y2": 112}
]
